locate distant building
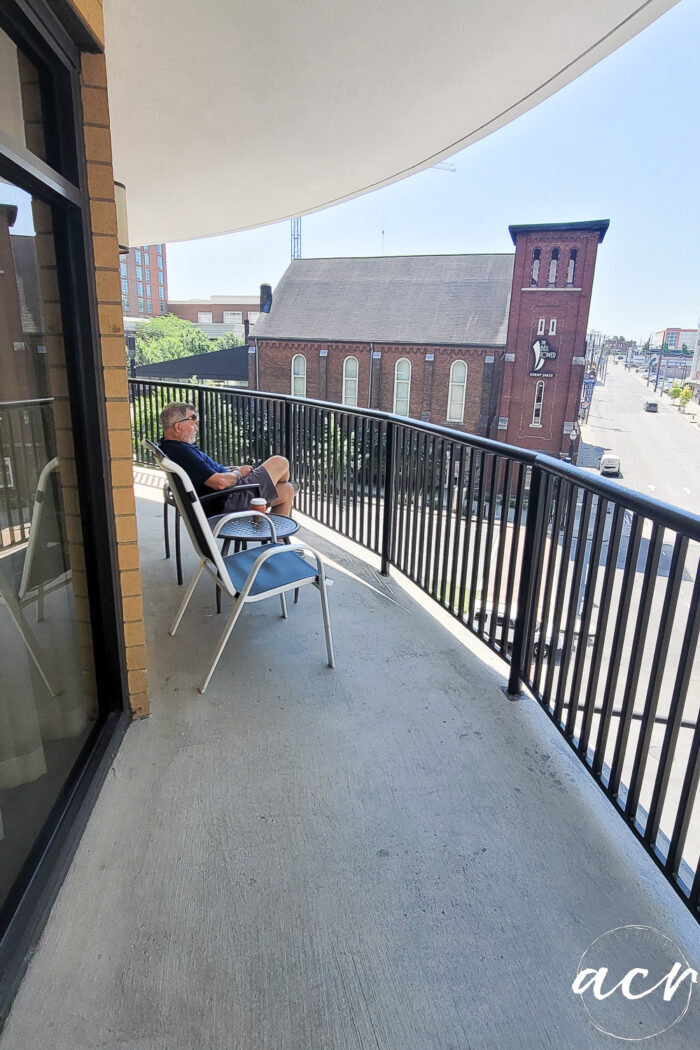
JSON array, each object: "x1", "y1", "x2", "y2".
[
  {"x1": 166, "y1": 296, "x2": 261, "y2": 341},
  {"x1": 251, "y1": 220, "x2": 609, "y2": 458},
  {"x1": 602, "y1": 337, "x2": 636, "y2": 355},
  {"x1": 690, "y1": 319, "x2": 700, "y2": 384},
  {"x1": 652, "y1": 327, "x2": 697, "y2": 352},
  {"x1": 122, "y1": 282, "x2": 259, "y2": 345},
  {"x1": 120, "y1": 243, "x2": 168, "y2": 318}
]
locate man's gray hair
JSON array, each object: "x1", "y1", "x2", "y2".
[{"x1": 160, "y1": 402, "x2": 195, "y2": 431}]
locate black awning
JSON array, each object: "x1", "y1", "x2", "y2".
[{"x1": 135, "y1": 346, "x2": 249, "y2": 382}]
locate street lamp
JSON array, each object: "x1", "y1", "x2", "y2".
[{"x1": 569, "y1": 422, "x2": 580, "y2": 464}]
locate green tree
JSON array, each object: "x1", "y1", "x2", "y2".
[
  {"x1": 668, "y1": 381, "x2": 684, "y2": 403},
  {"x1": 679, "y1": 385, "x2": 693, "y2": 412},
  {"x1": 213, "y1": 331, "x2": 244, "y2": 350},
  {"x1": 132, "y1": 314, "x2": 212, "y2": 366}
]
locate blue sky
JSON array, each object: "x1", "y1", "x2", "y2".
[{"x1": 167, "y1": 1, "x2": 700, "y2": 342}]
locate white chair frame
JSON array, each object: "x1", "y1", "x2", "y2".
[
  {"x1": 144, "y1": 442, "x2": 335, "y2": 693},
  {"x1": 0, "y1": 458, "x2": 70, "y2": 696}
]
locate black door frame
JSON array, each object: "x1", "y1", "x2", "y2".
[{"x1": 0, "y1": 0, "x2": 131, "y2": 1024}]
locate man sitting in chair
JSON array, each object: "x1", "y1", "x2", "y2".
[{"x1": 158, "y1": 401, "x2": 295, "y2": 517}]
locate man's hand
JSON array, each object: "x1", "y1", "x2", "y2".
[
  {"x1": 231, "y1": 464, "x2": 253, "y2": 478},
  {"x1": 205, "y1": 464, "x2": 255, "y2": 491}
]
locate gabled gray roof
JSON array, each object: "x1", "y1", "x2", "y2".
[{"x1": 253, "y1": 255, "x2": 514, "y2": 346}]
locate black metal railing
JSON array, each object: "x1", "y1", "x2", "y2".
[
  {"x1": 130, "y1": 378, "x2": 700, "y2": 917},
  {"x1": 0, "y1": 398, "x2": 55, "y2": 552}
]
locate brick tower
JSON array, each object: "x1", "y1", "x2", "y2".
[{"x1": 497, "y1": 220, "x2": 609, "y2": 458}]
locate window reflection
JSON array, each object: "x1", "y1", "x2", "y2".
[{"x1": 0, "y1": 180, "x2": 97, "y2": 913}]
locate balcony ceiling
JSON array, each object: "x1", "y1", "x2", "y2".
[{"x1": 103, "y1": 0, "x2": 676, "y2": 246}]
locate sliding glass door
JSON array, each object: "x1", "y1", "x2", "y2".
[{"x1": 0, "y1": 4, "x2": 129, "y2": 1016}]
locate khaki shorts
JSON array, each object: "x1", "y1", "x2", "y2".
[{"x1": 223, "y1": 465, "x2": 277, "y2": 511}]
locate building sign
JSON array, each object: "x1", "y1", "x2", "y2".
[
  {"x1": 582, "y1": 376, "x2": 596, "y2": 401},
  {"x1": 531, "y1": 338, "x2": 557, "y2": 374}
]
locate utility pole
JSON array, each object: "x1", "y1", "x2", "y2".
[{"x1": 653, "y1": 339, "x2": 667, "y2": 394}]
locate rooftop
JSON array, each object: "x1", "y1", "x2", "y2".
[
  {"x1": 508, "y1": 219, "x2": 610, "y2": 244},
  {"x1": 252, "y1": 254, "x2": 515, "y2": 346}
]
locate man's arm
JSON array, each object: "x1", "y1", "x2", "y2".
[{"x1": 203, "y1": 464, "x2": 254, "y2": 491}]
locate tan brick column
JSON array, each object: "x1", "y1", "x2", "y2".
[{"x1": 81, "y1": 52, "x2": 149, "y2": 717}]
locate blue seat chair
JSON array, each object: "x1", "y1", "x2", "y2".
[
  {"x1": 163, "y1": 475, "x2": 260, "y2": 585},
  {"x1": 143, "y1": 440, "x2": 335, "y2": 693}
]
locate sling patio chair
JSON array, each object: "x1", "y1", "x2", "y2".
[
  {"x1": 145, "y1": 442, "x2": 335, "y2": 693},
  {"x1": 0, "y1": 457, "x2": 70, "y2": 697},
  {"x1": 158, "y1": 453, "x2": 261, "y2": 585}
]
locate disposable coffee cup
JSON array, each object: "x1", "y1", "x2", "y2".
[{"x1": 250, "y1": 497, "x2": 268, "y2": 523}]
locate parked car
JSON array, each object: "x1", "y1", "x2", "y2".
[
  {"x1": 644, "y1": 401, "x2": 658, "y2": 413},
  {"x1": 599, "y1": 452, "x2": 621, "y2": 477}
]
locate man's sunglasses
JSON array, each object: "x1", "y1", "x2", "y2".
[{"x1": 176, "y1": 414, "x2": 198, "y2": 424}]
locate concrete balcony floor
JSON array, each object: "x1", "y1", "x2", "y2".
[{"x1": 2, "y1": 472, "x2": 699, "y2": 1049}]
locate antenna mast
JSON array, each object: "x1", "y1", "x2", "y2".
[{"x1": 291, "y1": 217, "x2": 302, "y2": 259}]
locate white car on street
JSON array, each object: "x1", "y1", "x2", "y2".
[{"x1": 599, "y1": 452, "x2": 621, "y2": 477}]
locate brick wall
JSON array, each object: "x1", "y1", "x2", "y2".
[
  {"x1": 122, "y1": 243, "x2": 167, "y2": 318},
  {"x1": 252, "y1": 339, "x2": 502, "y2": 434},
  {"x1": 168, "y1": 301, "x2": 257, "y2": 324},
  {"x1": 68, "y1": 0, "x2": 104, "y2": 47},
  {"x1": 499, "y1": 228, "x2": 602, "y2": 457},
  {"x1": 81, "y1": 51, "x2": 148, "y2": 717}
]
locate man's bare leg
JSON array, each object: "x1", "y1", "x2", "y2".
[{"x1": 262, "y1": 455, "x2": 294, "y2": 516}]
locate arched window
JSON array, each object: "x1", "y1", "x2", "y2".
[
  {"x1": 548, "y1": 248, "x2": 559, "y2": 286},
  {"x1": 291, "y1": 354, "x2": 306, "y2": 396},
  {"x1": 530, "y1": 249, "x2": 540, "y2": 286},
  {"x1": 567, "y1": 248, "x2": 577, "y2": 285},
  {"x1": 393, "y1": 358, "x2": 411, "y2": 416},
  {"x1": 532, "y1": 381, "x2": 545, "y2": 426},
  {"x1": 342, "y1": 356, "x2": 358, "y2": 406},
  {"x1": 446, "y1": 360, "x2": 467, "y2": 423}
]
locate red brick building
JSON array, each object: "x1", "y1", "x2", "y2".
[
  {"x1": 251, "y1": 220, "x2": 609, "y2": 457},
  {"x1": 166, "y1": 295, "x2": 261, "y2": 330},
  {"x1": 120, "y1": 242, "x2": 168, "y2": 318},
  {"x1": 499, "y1": 221, "x2": 608, "y2": 455}
]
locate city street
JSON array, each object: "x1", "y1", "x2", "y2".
[
  {"x1": 578, "y1": 362, "x2": 700, "y2": 516},
  {"x1": 572, "y1": 362, "x2": 699, "y2": 878}
]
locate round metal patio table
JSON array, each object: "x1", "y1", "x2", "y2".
[{"x1": 217, "y1": 513, "x2": 300, "y2": 557}]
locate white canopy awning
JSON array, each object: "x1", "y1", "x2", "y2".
[{"x1": 103, "y1": 0, "x2": 677, "y2": 246}]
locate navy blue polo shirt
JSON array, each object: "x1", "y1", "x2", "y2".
[{"x1": 158, "y1": 438, "x2": 228, "y2": 498}]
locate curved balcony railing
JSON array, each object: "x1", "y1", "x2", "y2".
[{"x1": 129, "y1": 377, "x2": 700, "y2": 919}]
